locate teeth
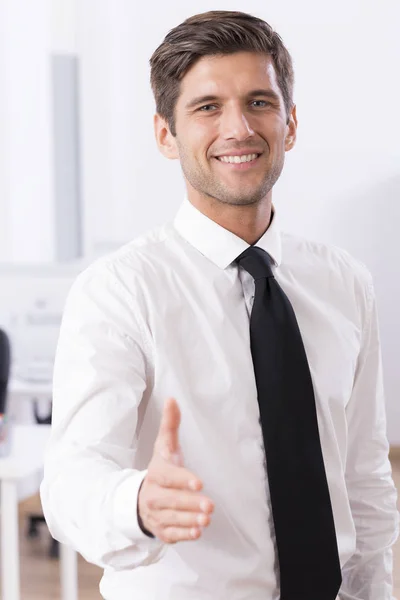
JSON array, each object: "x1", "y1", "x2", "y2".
[{"x1": 218, "y1": 153, "x2": 258, "y2": 164}]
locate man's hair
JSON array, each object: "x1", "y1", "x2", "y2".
[{"x1": 149, "y1": 10, "x2": 295, "y2": 136}]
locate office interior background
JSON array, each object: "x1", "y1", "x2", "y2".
[{"x1": 0, "y1": 0, "x2": 399, "y2": 598}]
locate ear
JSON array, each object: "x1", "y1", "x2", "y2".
[
  {"x1": 154, "y1": 114, "x2": 179, "y2": 159},
  {"x1": 285, "y1": 104, "x2": 297, "y2": 152}
]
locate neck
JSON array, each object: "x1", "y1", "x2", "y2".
[{"x1": 187, "y1": 191, "x2": 273, "y2": 246}]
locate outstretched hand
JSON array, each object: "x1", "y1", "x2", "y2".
[{"x1": 137, "y1": 397, "x2": 214, "y2": 543}]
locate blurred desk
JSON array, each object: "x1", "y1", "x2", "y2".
[
  {"x1": 0, "y1": 425, "x2": 78, "y2": 600},
  {"x1": 8, "y1": 377, "x2": 53, "y2": 426},
  {"x1": 9, "y1": 377, "x2": 52, "y2": 400}
]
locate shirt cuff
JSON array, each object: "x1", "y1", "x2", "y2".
[{"x1": 112, "y1": 469, "x2": 161, "y2": 546}]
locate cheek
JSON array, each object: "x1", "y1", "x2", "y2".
[
  {"x1": 190, "y1": 118, "x2": 219, "y2": 152},
  {"x1": 181, "y1": 125, "x2": 210, "y2": 155},
  {"x1": 253, "y1": 113, "x2": 287, "y2": 145},
  {"x1": 267, "y1": 128, "x2": 289, "y2": 158}
]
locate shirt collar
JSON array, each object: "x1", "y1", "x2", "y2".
[{"x1": 173, "y1": 197, "x2": 282, "y2": 270}]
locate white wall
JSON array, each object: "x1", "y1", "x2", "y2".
[
  {"x1": 0, "y1": 0, "x2": 79, "y2": 264},
  {"x1": 51, "y1": 0, "x2": 77, "y2": 54},
  {"x1": 0, "y1": 0, "x2": 55, "y2": 263},
  {"x1": 0, "y1": 1, "x2": 10, "y2": 261},
  {"x1": 78, "y1": 0, "x2": 400, "y2": 442}
]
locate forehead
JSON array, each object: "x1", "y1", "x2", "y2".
[{"x1": 178, "y1": 52, "x2": 282, "y2": 101}]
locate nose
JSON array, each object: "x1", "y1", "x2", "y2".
[{"x1": 220, "y1": 105, "x2": 255, "y2": 141}]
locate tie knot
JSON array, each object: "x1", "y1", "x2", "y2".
[{"x1": 236, "y1": 246, "x2": 274, "y2": 280}]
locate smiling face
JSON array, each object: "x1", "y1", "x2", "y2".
[{"x1": 154, "y1": 51, "x2": 297, "y2": 209}]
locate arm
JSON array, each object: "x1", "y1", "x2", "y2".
[
  {"x1": 40, "y1": 262, "x2": 164, "y2": 569},
  {"x1": 340, "y1": 276, "x2": 399, "y2": 599}
]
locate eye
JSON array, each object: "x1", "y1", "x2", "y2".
[
  {"x1": 198, "y1": 104, "x2": 217, "y2": 112},
  {"x1": 251, "y1": 100, "x2": 270, "y2": 108}
]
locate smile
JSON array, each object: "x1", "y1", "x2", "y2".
[
  {"x1": 214, "y1": 153, "x2": 262, "y2": 171},
  {"x1": 216, "y1": 153, "x2": 260, "y2": 164}
]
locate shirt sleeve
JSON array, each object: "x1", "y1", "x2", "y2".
[
  {"x1": 40, "y1": 260, "x2": 164, "y2": 569},
  {"x1": 340, "y1": 274, "x2": 399, "y2": 599}
]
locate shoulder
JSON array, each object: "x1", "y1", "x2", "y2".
[
  {"x1": 281, "y1": 231, "x2": 372, "y2": 285},
  {"x1": 70, "y1": 222, "x2": 174, "y2": 297},
  {"x1": 281, "y1": 231, "x2": 374, "y2": 314}
]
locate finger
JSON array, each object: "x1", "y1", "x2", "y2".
[
  {"x1": 148, "y1": 488, "x2": 214, "y2": 514},
  {"x1": 155, "y1": 397, "x2": 182, "y2": 460},
  {"x1": 161, "y1": 526, "x2": 202, "y2": 544},
  {"x1": 158, "y1": 509, "x2": 211, "y2": 529},
  {"x1": 150, "y1": 461, "x2": 203, "y2": 491}
]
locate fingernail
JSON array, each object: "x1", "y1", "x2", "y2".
[
  {"x1": 189, "y1": 479, "x2": 199, "y2": 490},
  {"x1": 200, "y1": 500, "x2": 209, "y2": 512},
  {"x1": 197, "y1": 514, "x2": 208, "y2": 526}
]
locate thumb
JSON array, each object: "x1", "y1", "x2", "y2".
[{"x1": 157, "y1": 397, "x2": 184, "y2": 465}]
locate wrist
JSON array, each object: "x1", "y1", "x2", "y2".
[{"x1": 137, "y1": 479, "x2": 155, "y2": 538}]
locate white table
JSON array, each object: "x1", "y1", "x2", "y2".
[
  {"x1": 8, "y1": 376, "x2": 53, "y2": 427},
  {"x1": 8, "y1": 376, "x2": 53, "y2": 400},
  {"x1": 0, "y1": 424, "x2": 78, "y2": 600}
]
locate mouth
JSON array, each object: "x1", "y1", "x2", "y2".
[{"x1": 213, "y1": 153, "x2": 262, "y2": 170}]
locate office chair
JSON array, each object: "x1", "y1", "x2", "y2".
[{"x1": 0, "y1": 328, "x2": 11, "y2": 420}]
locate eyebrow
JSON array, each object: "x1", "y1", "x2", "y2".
[{"x1": 185, "y1": 89, "x2": 281, "y2": 110}]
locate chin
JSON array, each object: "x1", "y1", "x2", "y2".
[{"x1": 216, "y1": 192, "x2": 261, "y2": 207}]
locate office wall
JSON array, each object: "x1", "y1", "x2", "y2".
[
  {"x1": 0, "y1": 1, "x2": 10, "y2": 261},
  {"x1": 51, "y1": 0, "x2": 77, "y2": 54},
  {"x1": 0, "y1": 0, "x2": 55, "y2": 263},
  {"x1": 77, "y1": 0, "x2": 400, "y2": 442},
  {"x1": 0, "y1": 0, "x2": 80, "y2": 263}
]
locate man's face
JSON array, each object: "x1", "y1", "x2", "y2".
[{"x1": 155, "y1": 51, "x2": 297, "y2": 207}]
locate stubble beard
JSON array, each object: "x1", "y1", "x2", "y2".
[{"x1": 178, "y1": 145, "x2": 284, "y2": 208}]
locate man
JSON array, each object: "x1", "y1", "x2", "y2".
[{"x1": 41, "y1": 10, "x2": 399, "y2": 600}]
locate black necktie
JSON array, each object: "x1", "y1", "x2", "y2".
[{"x1": 236, "y1": 245, "x2": 342, "y2": 600}]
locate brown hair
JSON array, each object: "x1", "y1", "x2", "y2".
[{"x1": 149, "y1": 10, "x2": 294, "y2": 136}]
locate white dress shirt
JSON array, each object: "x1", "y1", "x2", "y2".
[{"x1": 41, "y1": 198, "x2": 399, "y2": 600}]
